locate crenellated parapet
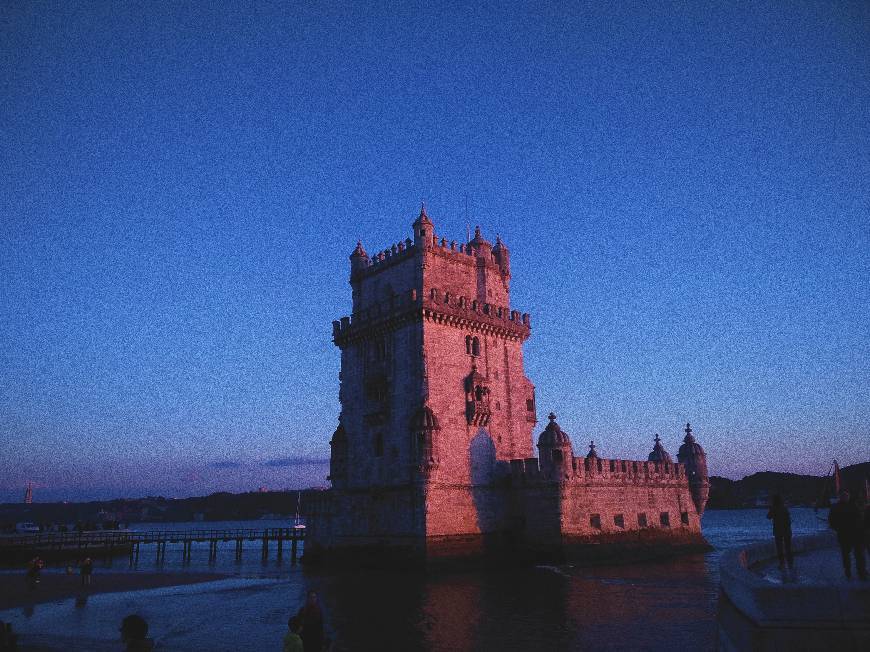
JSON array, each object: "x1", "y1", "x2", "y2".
[
  {"x1": 333, "y1": 287, "x2": 531, "y2": 347},
  {"x1": 350, "y1": 237, "x2": 417, "y2": 281},
  {"x1": 421, "y1": 288, "x2": 530, "y2": 340},
  {"x1": 350, "y1": 207, "x2": 511, "y2": 283},
  {"x1": 510, "y1": 455, "x2": 688, "y2": 486}
]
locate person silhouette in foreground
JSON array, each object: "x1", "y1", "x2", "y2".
[
  {"x1": 828, "y1": 490, "x2": 867, "y2": 580},
  {"x1": 283, "y1": 615, "x2": 304, "y2": 652},
  {"x1": 296, "y1": 590, "x2": 324, "y2": 652},
  {"x1": 120, "y1": 614, "x2": 154, "y2": 652},
  {"x1": 767, "y1": 494, "x2": 794, "y2": 572},
  {"x1": 80, "y1": 557, "x2": 93, "y2": 587},
  {"x1": 0, "y1": 620, "x2": 19, "y2": 651}
]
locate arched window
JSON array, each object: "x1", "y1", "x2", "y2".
[
  {"x1": 471, "y1": 337, "x2": 480, "y2": 356},
  {"x1": 374, "y1": 433, "x2": 384, "y2": 457},
  {"x1": 465, "y1": 335, "x2": 472, "y2": 355}
]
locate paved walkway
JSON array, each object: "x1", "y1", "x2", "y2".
[{"x1": 752, "y1": 546, "x2": 869, "y2": 587}]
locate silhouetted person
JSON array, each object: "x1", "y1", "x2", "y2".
[
  {"x1": 767, "y1": 494, "x2": 793, "y2": 570},
  {"x1": 296, "y1": 591, "x2": 324, "y2": 652},
  {"x1": 25, "y1": 557, "x2": 42, "y2": 590},
  {"x1": 120, "y1": 614, "x2": 154, "y2": 652},
  {"x1": 283, "y1": 615, "x2": 304, "y2": 652},
  {"x1": 80, "y1": 557, "x2": 93, "y2": 586},
  {"x1": 0, "y1": 620, "x2": 19, "y2": 651},
  {"x1": 829, "y1": 490, "x2": 867, "y2": 580}
]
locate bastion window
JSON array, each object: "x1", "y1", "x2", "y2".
[
  {"x1": 613, "y1": 514, "x2": 625, "y2": 529},
  {"x1": 590, "y1": 514, "x2": 602, "y2": 530},
  {"x1": 660, "y1": 512, "x2": 670, "y2": 527},
  {"x1": 680, "y1": 512, "x2": 689, "y2": 526},
  {"x1": 471, "y1": 337, "x2": 480, "y2": 356},
  {"x1": 465, "y1": 336, "x2": 472, "y2": 355},
  {"x1": 526, "y1": 399, "x2": 534, "y2": 411},
  {"x1": 638, "y1": 513, "x2": 648, "y2": 528},
  {"x1": 374, "y1": 433, "x2": 384, "y2": 457}
]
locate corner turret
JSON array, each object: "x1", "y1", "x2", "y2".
[
  {"x1": 469, "y1": 225, "x2": 492, "y2": 258},
  {"x1": 647, "y1": 434, "x2": 672, "y2": 463},
  {"x1": 677, "y1": 423, "x2": 709, "y2": 515},
  {"x1": 350, "y1": 240, "x2": 370, "y2": 277},
  {"x1": 413, "y1": 203, "x2": 434, "y2": 248},
  {"x1": 493, "y1": 235, "x2": 510, "y2": 278},
  {"x1": 537, "y1": 413, "x2": 573, "y2": 477}
]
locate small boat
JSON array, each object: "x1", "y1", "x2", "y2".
[{"x1": 293, "y1": 491, "x2": 305, "y2": 530}]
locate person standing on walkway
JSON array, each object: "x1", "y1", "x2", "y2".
[
  {"x1": 829, "y1": 490, "x2": 867, "y2": 580},
  {"x1": 80, "y1": 557, "x2": 93, "y2": 587},
  {"x1": 296, "y1": 590, "x2": 324, "y2": 652},
  {"x1": 767, "y1": 494, "x2": 794, "y2": 571}
]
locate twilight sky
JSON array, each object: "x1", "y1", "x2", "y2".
[{"x1": 1, "y1": 1, "x2": 868, "y2": 501}]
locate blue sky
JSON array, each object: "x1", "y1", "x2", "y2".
[{"x1": 1, "y1": 1, "x2": 868, "y2": 501}]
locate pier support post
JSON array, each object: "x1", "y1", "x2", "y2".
[
  {"x1": 261, "y1": 536, "x2": 269, "y2": 562},
  {"x1": 235, "y1": 539, "x2": 242, "y2": 562},
  {"x1": 291, "y1": 537, "x2": 298, "y2": 564}
]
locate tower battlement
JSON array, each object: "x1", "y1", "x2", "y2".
[
  {"x1": 332, "y1": 289, "x2": 530, "y2": 346},
  {"x1": 509, "y1": 456, "x2": 688, "y2": 485}
]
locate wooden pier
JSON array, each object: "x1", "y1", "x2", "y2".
[{"x1": 0, "y1": 527, "x2": 305, "y2": 566}]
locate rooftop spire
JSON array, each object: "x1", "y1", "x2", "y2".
[
  {"x1": 587, "y1": 440, "x2": 598, "y2": 459},
  {"x1": 414, "y1": 202, "x2": 432, "y2": 225}
]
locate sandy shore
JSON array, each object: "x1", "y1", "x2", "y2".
[{"x1": 0, "y1": 570, "x2": 228, "y2": 610}]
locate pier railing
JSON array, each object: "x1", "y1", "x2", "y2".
[{"x1": 0, "y1": 527, "x2": 305, "y2": 564}]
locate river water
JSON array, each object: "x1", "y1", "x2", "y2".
[{"x1": 0, "y1": 509, "x2": 830, "y2": 651}]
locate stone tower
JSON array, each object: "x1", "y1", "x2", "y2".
[
  {"x1": 321, "y1": 206, "x2": 536, "y2": 559},
  {"x1": 677, "y1": 423, "x2": 709, "y2": 515}
]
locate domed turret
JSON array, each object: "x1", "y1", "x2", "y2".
[
  {"x1": 537, "y1": 413, "x2": 573, "y2": 477},
  {"x1": 469, "y1": 225, "x2": 492, "y2": 257},
  {"x1": 648, "y1": 434, "x2": 672, "y2": 464},
  {"x1": 677, "y1": 423, "x2": 709, "y2": 515}
]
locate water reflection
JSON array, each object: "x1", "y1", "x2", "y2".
[
  {"x1": 302, "y1": 554, "x2": 716, "y2": 651},
  {"x1": 0, "y1": 510, "x2": 827, "y2": 650}
]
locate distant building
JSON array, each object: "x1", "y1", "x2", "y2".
[
  {"x1": 307, "y1": 207, "x2": 709, "y2": 564},
  {"x1": 23, "y1": 482, "x2": 32, "y2": 504}
]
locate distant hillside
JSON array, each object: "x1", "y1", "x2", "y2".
[
  {"x1": 708, "y1": 462, "x2": 870, "y2": 509},
  {"x1": 0, "y1": 489, "x2": 322, "y2": 530}
]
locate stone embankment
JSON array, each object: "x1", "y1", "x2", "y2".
[{"x1": 718, "y1": 533, "x2": 870, "y2": 650}]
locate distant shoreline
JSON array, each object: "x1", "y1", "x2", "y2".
[{"x1": 0, "y1": 570, "x2": 228, "y2": 611}]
